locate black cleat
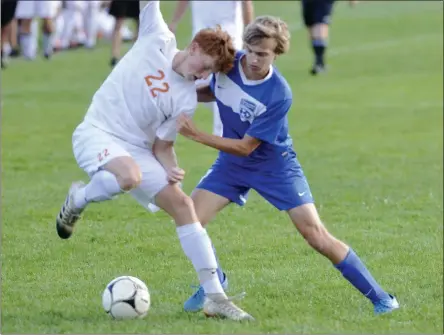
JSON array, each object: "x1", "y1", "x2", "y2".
[
  {"x1": 310, "y1": 64, "x2": 326, "y2": 76},
  {"x1": 56, "y1": 181, "x2": 85, "y2": 239}
]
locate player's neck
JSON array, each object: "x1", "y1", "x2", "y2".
[{"x1": 172, "y1": 50, "x2": 187, "y2": 78}]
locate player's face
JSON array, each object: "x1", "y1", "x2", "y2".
[
  {"x1": 185, "y1": 42, "x2": 217, "y2": 81},
  {"x1": 244, "y1": 38, "x2": 277, "y2": 79}
]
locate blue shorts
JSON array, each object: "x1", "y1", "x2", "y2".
[{"x1": 196, "y1": 159, "x2": 314, "y2": 211}]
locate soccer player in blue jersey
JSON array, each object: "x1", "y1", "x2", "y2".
[{"x1": 177, "y1": 15, "x2": 399, "y2": 316}]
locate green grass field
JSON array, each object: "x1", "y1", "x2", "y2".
[{"x1": 1, "y1": 1, "x2": 443, "y2": 333}]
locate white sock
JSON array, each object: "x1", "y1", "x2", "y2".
[
  {"x1": 177, "y1": 223, "x2": 226, "y2": 298},
  {"x1": 73, "y1": 170, "x2": 122, "y2": 209},
  {"x1": 20, "y1": 33, "x2": 34, "y2": 59},
  {"x1": 84, "y1": 4, "x2": 99, "y2": 48},
  {"x1": 60, "y1": 9, "x2": 77, "y2": 48}
]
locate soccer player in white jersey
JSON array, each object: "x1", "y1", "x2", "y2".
[
  {"x1": 169, "y1": 0, "x2": 254, "y2": 137},
  {"x1": 55, "y1": 0, "x2": 252, "y2": 321},
  {"x1": 177, "y1": 16, "x2": 400, "y2": 315}
]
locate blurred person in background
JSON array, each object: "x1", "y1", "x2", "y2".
[
  {"x1": 107, "y1": 0, "x2": 140, "y2": 67},
  {"x1": 169, "y1": 0, "x2": 254, "y2": 137},
  {"x1": 1, "y1": 0, "x2": 18, "y2": 68},
  {"x1": 301, "y1": 0, "x2": 357, "y2": 75},
  {"x1": 14, "y1": 0, "x2": 57, "y2": 60}
]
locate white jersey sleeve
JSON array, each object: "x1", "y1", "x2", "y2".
[
  {"x1": 139, "y1": 0, "x2": 169, "y2": 37},
  {"x1": 156, "y1": 96, "x2": 196, "y2": 142}
]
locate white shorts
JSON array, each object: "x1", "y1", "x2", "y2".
[
  {"x1": 72, "y1": 121, "x2": 169, "y2": 211},
  {"x1": 15, "y1": 0, "x2": 55, "y2": 19}
]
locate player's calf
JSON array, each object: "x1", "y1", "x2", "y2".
[
  {"x1": 154, "y1": 185, "x2": 253, "y2": 318},
  {"x1": 288, "y1": 203, "x2": 399, "y2": 313}
]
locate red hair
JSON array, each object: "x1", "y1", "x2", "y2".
[{"x1": 192, "y1": 26, "x2": 236, "y2": 74}]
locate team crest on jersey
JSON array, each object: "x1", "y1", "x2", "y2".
[{"x1": 239, "y1": 99, "x2": 256, "y2": 123}]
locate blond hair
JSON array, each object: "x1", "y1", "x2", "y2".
[{"x1": 243, "y1": 16, "x2": 290, "y2": 55}]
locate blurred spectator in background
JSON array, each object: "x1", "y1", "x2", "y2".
[
  {"x1": 1, "y1": 0, "x2": 18, "y2": 68},
  {"x1": 301, "y1": 0, "x2": 357, "y2": 75},
  {"x1": 107, "y1": 0, "x2": 140, "y2": 67}
]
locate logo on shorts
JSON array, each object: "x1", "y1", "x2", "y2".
[{"x1": 239, "y1": 99, "x2": 256, "y2": 123}]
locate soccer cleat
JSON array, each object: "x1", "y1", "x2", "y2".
[
  {"x1": 184, "y1": 273, "x2": 229, "y2": 312},
  {"x1": 310, "y1": 64, "x2": 326, "y2": 76},
  {"x1": 374, "y1": 294, "x2": 400, "y2": 315},
  {"x1": 56, "y1": 181, "x2": 86, "y2": 239},
  {"x1": 203, "y1": 294, "x2": 254, "y2": 321}
]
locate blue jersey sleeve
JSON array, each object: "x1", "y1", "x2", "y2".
[{"x1": 246, "y1": 99, "x2": 292, "y2": 143}]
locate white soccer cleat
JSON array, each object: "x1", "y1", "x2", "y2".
[
  {"x1": 203, "y1": 295, "x2": 254, "y2": 321},
  {"x1": 56, "y1": 181, "x2": 85, "y2": 239}
]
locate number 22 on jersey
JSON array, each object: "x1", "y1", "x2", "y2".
[{"x1": 144, "y1": 70, "x2": 169, "y2": 98}]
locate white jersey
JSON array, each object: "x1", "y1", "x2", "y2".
[
  {"x1": 190, "y1": 1, "x2": 243, "y2": 49},
  {"x1": 83, "y1": 1, "x2": 197, "y2": 149}
]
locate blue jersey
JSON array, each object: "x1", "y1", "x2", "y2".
[
  {"x1": 198, "y1": 52, "x2": 314, "y2": 210},
  {"x1": 210, "y1": 51, "x2": 297, "y2": 171}
]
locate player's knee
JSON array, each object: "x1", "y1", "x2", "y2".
[
  {"x1": 117, "y1": 172, "x2": 142, "y2": 191},
  {"x1": 171, "y1": 192, "x2": 195, "y2": 213},
  {"x1": 42, "y1": 19, "x2": 53, "y2": 34}
]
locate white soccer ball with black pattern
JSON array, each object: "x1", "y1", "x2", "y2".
[{"x1": 102, "y1": 276, "x2": 151, "y2": 319}]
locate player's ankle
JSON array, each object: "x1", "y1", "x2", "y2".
[{"x1": 73, "y1": 186, "x2": 88, "y2": 209}]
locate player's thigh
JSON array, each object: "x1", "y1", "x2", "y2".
[
  {"x1": 196, "y1": 163, "x2": 250, "y2": 209},
  {"x1": 15, "y1": 0, "x2": 36, "y2": 19},
  {"x1": 191, "y1": 188, "x2": 231, "y2": 226},
  {"x1": 125, "y1": 146, "x2": 169, "y2": 211},
  {"x1": 72, "y1": 122, "x2": 139, "y2": 187}
]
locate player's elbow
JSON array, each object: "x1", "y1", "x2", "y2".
[
  {"x1": 237, "y1": 144, "x2": 255, "y2": 157},
  {"x1": 153, "y1": 138, "x2": 174, "y2": 156}
]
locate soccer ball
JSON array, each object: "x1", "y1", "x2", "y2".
[{"x1": 102, "y1": 276, "x2": 151, "y2": 319}]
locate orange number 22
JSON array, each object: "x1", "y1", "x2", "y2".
[{"x1": 144, "y1": 70, "x2": 170, "y2": 98}]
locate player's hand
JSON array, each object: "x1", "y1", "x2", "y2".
[
  {"x1": 177, "y1": 113, "x2": 198, "y2": 139},
  {"x1": 167, "y1": 167, "x2": 185, "y2": 184}
]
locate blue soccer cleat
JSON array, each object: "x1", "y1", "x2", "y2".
[
  {"x1": 374, "y1": 294, "x2": 400, "y2": 315},
  {"x1": 184, "y1": 273, "x2": 229, "y2": 312}
]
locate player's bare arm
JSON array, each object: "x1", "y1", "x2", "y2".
[
  {"x1": 196, "y1": 84, "x2": 216, "y2": 103},
  {"x1": 169, "y1": 0, "x2": 190, "y2": 33},
  {"x1": 152, "y1": 137, "x2": 185, "y2": 183},
  {"x1": 242, "y1": 0, "x2": 254, "y2": 26},
  {"x1": 177, "y1": 114, "x2": 260, "y2": 156}
]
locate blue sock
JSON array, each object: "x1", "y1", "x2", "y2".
[
  {"x1": 335, "y1": 248, "x2": 390, "y2": 304},
  {"x1": 312, "y1": 39, "x2": 326, "y2": 66},
  {"x1": 212, "y1": 244, "x2": 225, "y2": 284}
]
